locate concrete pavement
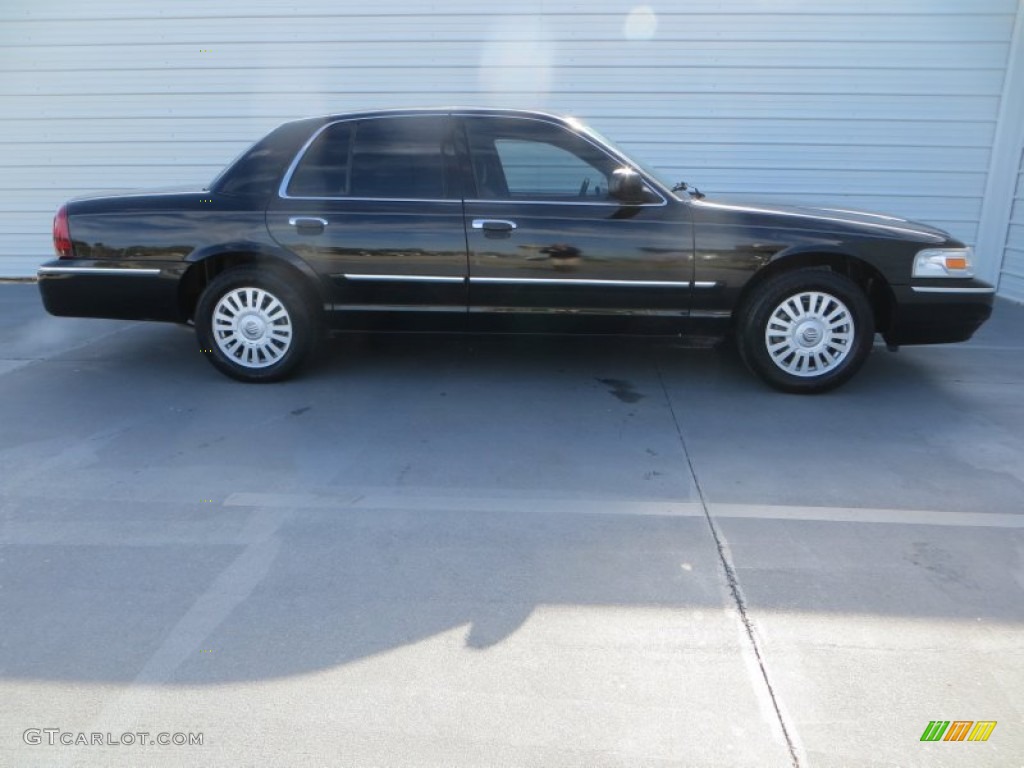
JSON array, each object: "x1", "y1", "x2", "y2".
[{"x1": 1, "y1": 283, "x2": 1021, "y2": 767}]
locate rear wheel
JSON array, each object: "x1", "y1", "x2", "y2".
[
  {"x1": 737, "y1": 269, "x2": 874, "y2": 393},
  {"x1": 195, "y1": 266, "x2": 314, "y2": 382}
]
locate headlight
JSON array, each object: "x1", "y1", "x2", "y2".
[{"x1": 913, "y1": 247, "x2": 975, "y2": 278}]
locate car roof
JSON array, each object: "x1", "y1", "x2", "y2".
[{"x1": 293, "y1": 106, "x2": 572, "y2": 125}]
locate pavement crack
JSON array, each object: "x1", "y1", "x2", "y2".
[{"x1": 655, "y1": 358, "x2": 801, "y2": 768}]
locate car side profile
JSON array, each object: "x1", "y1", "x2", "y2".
[{"x1": 39, "y1": 108, "x2": 995, "y2": 392}]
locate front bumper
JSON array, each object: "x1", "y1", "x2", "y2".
[
  {"x1": 37, "y1": 260, "x2": 186, "y2": 322},
  {"x1": 884, "y1": 280, "x2": 995, "y2": 346}
]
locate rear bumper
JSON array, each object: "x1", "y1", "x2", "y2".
[
  {"x1": 884, "y1": 282, "x2": 995, "y2": 346},
  {"x1": 37, "y1": 261, "x2": 185, "y2": 322}
]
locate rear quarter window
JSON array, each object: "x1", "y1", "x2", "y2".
[
  {"x1": 286, "y1": 123, "x2": 354, "y2": 197},
  {"x1": 213, "y1": 119, "x2": 327, "y2": 198}
]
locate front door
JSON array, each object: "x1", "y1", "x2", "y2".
[
  {"x1": 458, "y1": 115, "x2": 693, "y2": 331},
  {"x1": 267, "y1": 114, "x2": 467, "y2": 326}
]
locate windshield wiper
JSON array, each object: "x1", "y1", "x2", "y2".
[{"x1": 671, "y1": 181, "x2": 705, "y2": 200}]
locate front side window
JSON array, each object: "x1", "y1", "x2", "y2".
[
  {"x1": 465, "y1": 117, "x2": 616, "y2": 201},
  {"x1": 287, "y1": 116, "x2": 451, "y2": 199}
]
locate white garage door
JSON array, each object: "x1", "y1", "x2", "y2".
[
  {"x1": 1001, "y1": 147, "x2": 1024, "y2": 302},
  {"x1": 0, "y1": 0, "x2": 1019, "y2": 284}
]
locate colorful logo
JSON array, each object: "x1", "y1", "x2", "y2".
[{"x1": 920, "y1": 721, "x2": 996, "y2": 742}]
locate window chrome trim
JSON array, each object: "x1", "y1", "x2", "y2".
[
  {"x1": 278, "y1": 111, "x2": 668, "y2": 207},
  {"x1": 469, "y1": 277, "x2": 690, "y2": 288},
  {"x1": 342, "y1": 273, "x2": 465, "y2": 284},
  {"x1": 910, "y1": 286, "x2": 996, "y2": 294},
  {"x1": 38, "y1": 266, "x2": 161, "y2": 277},
  {"x1": 693, "y1": 281, "x2": 718, "y2": 288}
]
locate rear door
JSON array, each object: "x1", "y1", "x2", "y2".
[
  {"x1": 458, "y1": 115, "x2": 694, "y2": 330},
  {"x1": 266, "y1": 114, "x2": 468, "y2": 324}
]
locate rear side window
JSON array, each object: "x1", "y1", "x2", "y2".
[
  {"x1": 350, "y1": 117, "x2": 449, "y2": 199},
  {"x1": 286, "y1": 116, "x2": 452, "y2": 199},
  {"x1": 286, "y1": 123, "x2": 354, "y2": 197}
]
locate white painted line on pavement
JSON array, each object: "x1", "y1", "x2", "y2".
[
  {"x1": 224, "y1": 492, "x2": 1024, "y2": 528},
  {"x1": 224, "y1": 490, "x2": 706, "y2": 518},
  {"x1": 711, "y1": 504, "x2": 1024, "y2": 528}
]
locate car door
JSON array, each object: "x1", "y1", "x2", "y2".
[
  {"x1": 458, "y1": 114, "x2": 694, "y2": 331},
  {"x1": 266, "y1": 114, "x2": 468, "y2": 326}
]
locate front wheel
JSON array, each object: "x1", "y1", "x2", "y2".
[
  {"x1": 736, "y1": 269, "x2": 874, "y2": 393},
  {"x1": 195, "y1": 266, "x2": 315, "y2": 382}
]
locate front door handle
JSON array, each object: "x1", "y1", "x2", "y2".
[
  {"x1": 288, "y1": 216, "x2": 328, "y2": 235},
  {"x1": 472, "y1": 219, "x2": 517, "y2": 233}
]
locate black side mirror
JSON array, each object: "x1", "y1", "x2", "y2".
[{"x1": 609, "y1": 168, "x2": 648, "y2": 204}]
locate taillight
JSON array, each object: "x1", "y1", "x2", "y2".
[{"x1": 53, "y1": 204, "x2": 74, "y2": 259}]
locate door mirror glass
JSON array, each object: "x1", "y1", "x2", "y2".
[{"x1": 609, "y1": 168, "x2": 648, "y2": 204}]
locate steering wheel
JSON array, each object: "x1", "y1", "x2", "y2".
[{"x1": 578, "y1": 178, "x2": 590, "y2": 197}]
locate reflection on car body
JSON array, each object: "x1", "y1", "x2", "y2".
[{"x1": 39, "y1": 108, "x2": 994, "y2": 392}]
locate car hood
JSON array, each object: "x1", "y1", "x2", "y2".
[{"x1": 690, "y1": 197, "x2": 953, "y2": 243}]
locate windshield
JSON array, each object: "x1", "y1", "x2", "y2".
[{"x1": 569, "y1": 118, "x2": 679, "y2": 194}]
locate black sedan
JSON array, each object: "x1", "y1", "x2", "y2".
[{"x1": 39, "y1": 108, "x2": 994, "y2": 392}]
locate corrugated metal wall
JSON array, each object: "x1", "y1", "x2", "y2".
[
  {"x1": 1002, "y1": 147, "x2": 1024, "y2": 301},
  {"x1": 0, "y1": 0, "x2": 1020, "y2": 290}
]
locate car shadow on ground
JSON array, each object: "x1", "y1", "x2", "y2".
[{"x1": 3, "y1": 306, "x2": 1023, "y2": 685}]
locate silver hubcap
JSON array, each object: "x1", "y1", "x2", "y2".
[
  {"x1": 212, "y1": 287, "x2": 293, "y2": 369},
  {"x1": 765, "y1": 291, "x2": 854, "y2": 377}
]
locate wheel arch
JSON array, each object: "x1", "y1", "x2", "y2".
[
  {"x1": 734, "y1": 246, "x2": 896, "y2": 337},
  {"x1": 178, "y1": 242, "x2": 327, "y2": 323}
]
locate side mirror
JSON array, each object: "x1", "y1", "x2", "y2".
[{"x1": 609, "y1": 168, "x2": 648, "y2": 204}]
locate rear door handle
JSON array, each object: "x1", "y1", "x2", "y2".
[
  {"x1": 472, "y1": 219, "x2": 517, "y2": 233},
  {"x1": 288, "y1": 216, "x2": 328, "y2": 235}
]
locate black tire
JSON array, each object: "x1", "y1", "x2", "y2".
[
  {"x1": 736, "y1": 269, "x2": 874, "y2": 394},
  {"x1": 195, "y1": 266, "x2": 315, "y2": 383}
]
